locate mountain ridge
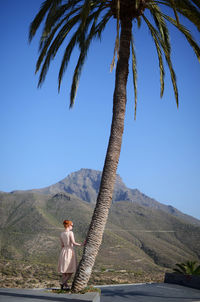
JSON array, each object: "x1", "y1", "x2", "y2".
[{"x1": 14, "y1": 168, "x2": 199, "y2": 226}]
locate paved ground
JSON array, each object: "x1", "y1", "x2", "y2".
[
  {"x1": 0, "y1": 288, "x2": 98, "y2": 302},
  {"x1": 0, "y1": 283, "x2": 200, "y2": 302},
  {"x1": 99, "y1": 283, "x2": 200, "y2": 302}
]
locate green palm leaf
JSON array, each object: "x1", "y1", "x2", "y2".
[
  {"x1": 144, "y1": 17, "x2": 165, "y2": 98},
  {"x1": 174, "y1": 263, "x2": 187, "y2": 274},
  {"x1": 174, "y1": 261, "x2": 200, "y2": 275},
  {"x1": 143, "y1": 15, "x2": 177, "y2": 105},
  {"x1": 39, "y1": 4, "x2": 81, "y2": 50},
  {"x1": 29, "y1": 0, "x2": 54, "y2": 42},
  {"x1": 38, "y1": 14, "x2": 80, "y2": 87},
  {"x1": 59, "y1": 5, "x2": 107, "y2": 93},
  {"x1": 191, "y1": 0, "x2": 200, "y2": 10},
  {"x1": 70, "y1": 3, "x2": 106, "y2": 107},
  {"x1": 110, "y1": 0, "x2": 120, "y2": 72},
  {"x1": 162, "y1": 14, "x2": 200, "y2": 62},
  {"x1": 157, "y1": 0, "x2": 200, "y2": 31},
  {"x1": 193, "y1": 265, "x2": 200, "y2": 275},
  {"x1": 148, "y1": 1, "x2": 170, "y2": 51}
]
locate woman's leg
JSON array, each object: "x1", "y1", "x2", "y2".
[
  {"x1": 60, "y1": 273, "x2": 66, "y2": 289},
  {"x1": 64, "y1": 273, "x2": 73, "y2": 285},
  {"x1": 62, "y1": 273, "x2": 72, "y2": 287}
]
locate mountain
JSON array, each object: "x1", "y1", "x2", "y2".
[
  {"x1": 1, "y1": 175, "x2": 200, "y2": 288},
  {"x1": 1, "y1": 190, "x2": 200, "y2": 271},
  {"x1": 27, "y1": 168, "x2": 200, "y2": 226}
]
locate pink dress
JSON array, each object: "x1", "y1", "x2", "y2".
[{"x1": 58, "y1": 231, "x2": 77, "y2": 273}]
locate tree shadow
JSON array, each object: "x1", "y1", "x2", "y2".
[{"x1": 0, "y1": 291, "x2": 84, "y2": 302}]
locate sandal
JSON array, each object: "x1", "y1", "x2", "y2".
[
  {"x1": 64, "y1": 283, "x2": 70, "y2": 290},
  {"x1": 60, "y1": 283, "x2": 70, "y2": 290}
]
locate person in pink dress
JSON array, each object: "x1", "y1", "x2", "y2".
[{"x1": 58, "y1": 220, "x2": 84, "y2": 289}]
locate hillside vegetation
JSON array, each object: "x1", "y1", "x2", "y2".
[{"x1": 0, "y1": 169, "x2": 199, "y2": 288}]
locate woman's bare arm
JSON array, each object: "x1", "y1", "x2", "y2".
[{"x1": 70, "y1": 232, "x2": 82, "y2": 246}]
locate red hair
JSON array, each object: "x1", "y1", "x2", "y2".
[{"x1": 63, "y1": 220, "x2": 73, "y2": 228}]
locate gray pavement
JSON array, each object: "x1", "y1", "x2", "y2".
[
  {"x1": 0, "y1": 288, "x2": 99, "y2": 302},
  {"x1": 99, "y1": 283, "x2": 200, "y2": 302},
  {"x1": 0, "y1": 283, "x2": 200, "y2": 302}
]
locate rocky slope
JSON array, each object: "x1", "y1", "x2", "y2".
[{"x1": 26, "y1": 168, "x2": 200, "y2": 226}]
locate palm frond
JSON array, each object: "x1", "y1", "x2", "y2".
[
  {"x1": 58, "y1": 25, "x2": 83, "y2": 92},
  {"x1": 33, "y1": 0, "x2": 108, "y2": 96},
  {"x1": 137, "y1": 16, "x2": 142, "y2": 29},
  {"x1": 29, "y1": 0, "x2": 52, "y2": 42},
  {"x1": 135, "y1": 0, "x2": 141, "y2": 10},
  {"x1": 29, "y1": 0, "x2": 63, "y2": 42},
  {"x1": 143, "y1": 14, "x2": 178, "y2": 107},
  {"x1": 39, "y1": 3, "x2": 81, "y2": 50},
  {"x1": 36, "y1": 8, "x2": 80, "y2": 74},
  {"x1": 70, "y1": 3, "x2": 106, "y2": 107},
  {"x1": 79, "y1": 0, "x2": 91, "y2": 27},
  {"x1": 142, "y1": 15, "x2": 165, "y2": 99},
  {"x1": 148, "y1": 1, "x2": 170, "y2": 51},
  {"x1": 110, "y1": 0, "x2": 120, "y2": 72},
  {"x1": 94, "y1": 10, "x2": 112, "y2": 39},
  {"x1": 37, "y1": 14, "x2": 80, "y2": 87},
  {"x1": 176, "y1": 0, "x2": 200, "y2": 32},
  {"x1": 36, "y1": 18, "x2": 66, "y2": 74},
  {"x1": 174, "y1": 263, "x2": 187, "y2": 274},
  {"x1": 43, "y1": 0, "x2": 64, "y2": 36},
  {"x1": 169, "y1": 0, "x2": 180, "y2": 26},
  {"x1": 193, "y1": 264, "x2": 200, "y2": 275},
  {"x1": 191, "y1": 0, "x2": 200, "y2": 10},
  {"x1": 162, "y1": 14, "x2": 200, "y2": 62},
  {"x1": 157, "y1": 0, "x2": 200, "y2": 32},
  {"x1": 58, "y1": 4, "x2": 107, "y2": 92},
  {"x1": 162, "y1": 48, "x2": 179, "y2": 107}
]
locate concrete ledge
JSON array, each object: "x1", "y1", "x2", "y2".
[
  {"x1": 164, "y1": 272, "x2": 200, "y2": 290},
  {"x1": 0, "y1": 288, "x2": 100, "y2": 302}
]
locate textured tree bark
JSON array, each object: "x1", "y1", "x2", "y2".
[{"x1": 72, "y1": 18, "x2": 132, "y2": 292}]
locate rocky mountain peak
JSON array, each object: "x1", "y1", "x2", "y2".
[
  {"x1": 27, "y1": 168, "x2": 200, "y2": 226},
  {"x1": 57, "y1": 168, "x2": 128, "y2": 203}
]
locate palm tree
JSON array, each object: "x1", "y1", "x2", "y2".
[{"x1": 29, "y1": 0, "x2": 200, "y2": 292}]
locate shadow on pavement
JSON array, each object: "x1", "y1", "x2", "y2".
[{"x1": 0, "y1": 291, "x2": 75, "y2": 302}]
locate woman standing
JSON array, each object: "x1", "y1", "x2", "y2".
[{"x1": 58, "y1": 220, "x2": 83, "y2": 289}]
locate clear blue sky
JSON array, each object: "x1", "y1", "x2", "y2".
[{"x1": 1, "y1": 1, "x2": 200, "y2": 219}]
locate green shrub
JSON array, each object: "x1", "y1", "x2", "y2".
[{"x1": 173, "y1": 261, "x2": 200, "y2": 275}]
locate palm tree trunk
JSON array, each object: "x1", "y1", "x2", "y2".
[{"x1": 72, "y1": 18, "x2": 132, "y2": 292}]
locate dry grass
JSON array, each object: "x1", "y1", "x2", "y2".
[{"x1": 0, "y1": 259, "x2": 166, "y2": 289}]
